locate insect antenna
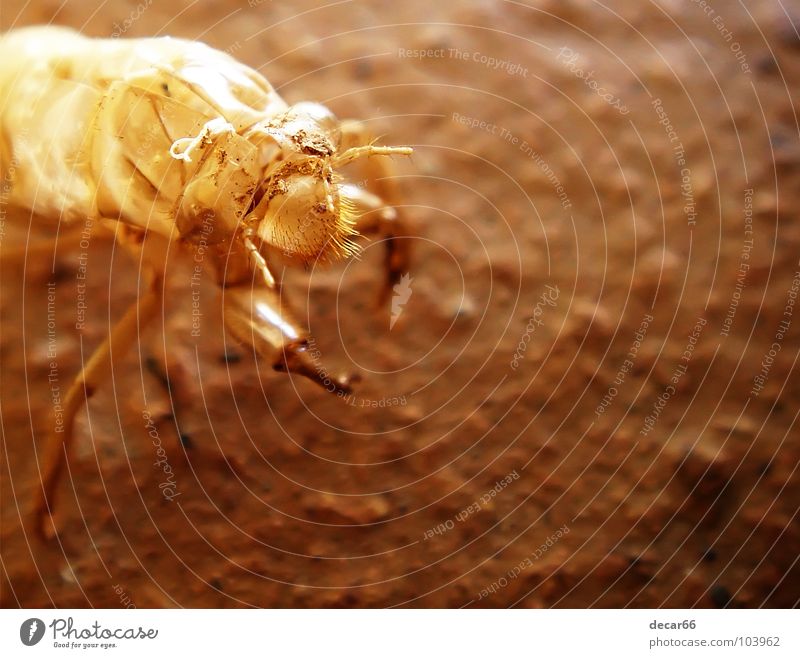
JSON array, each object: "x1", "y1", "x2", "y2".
[{"x1": 332, "y1": 144, "x2": 413, "y2": 167}]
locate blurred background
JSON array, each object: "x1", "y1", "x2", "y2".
[{"x1": 1, "y1": 0, "x2": 798, "y2": 607}]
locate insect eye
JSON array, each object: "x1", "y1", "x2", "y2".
[{"x1": 287, "y1": 102, "x2": 341, "y2": 145}]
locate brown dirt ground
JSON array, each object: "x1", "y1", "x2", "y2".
[{"x1": 1, "y1": 0, "x2": 799, "y2": 608}]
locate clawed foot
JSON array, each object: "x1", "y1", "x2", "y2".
[{"x1": 274, "y1": 341, "x2": 357, "y2": 396}]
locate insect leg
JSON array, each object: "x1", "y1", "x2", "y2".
[
  {"x1": 338, "y1": 120, "x2": 413, "y2": 302},
  {"x1": 222, "y1": 279, "x2": 354, "y2": 395},
  {"x1": 339, "y1": 181, "x2": 410, "y2": 304},
  {"x1": 32, "y1": 268, "x2": 163, "y2": 540}
]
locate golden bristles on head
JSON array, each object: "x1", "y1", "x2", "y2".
[
  {"x1": 324, "y1": 192, "x2": 361, "y2": 260},
  {"x1": 252, "y1": 161, "x2": 361, "y2": 264},
  {"x1": 246, "y1": 142, "x2": 412, "y2": 266}
]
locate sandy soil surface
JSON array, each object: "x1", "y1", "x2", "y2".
[{"x1": 1, "y1": 0, "x2": 798, "y2": 608}]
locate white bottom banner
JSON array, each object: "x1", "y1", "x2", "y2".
[{"x1": 1, "y1": 609, "x2": 797, "y2": 656}]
